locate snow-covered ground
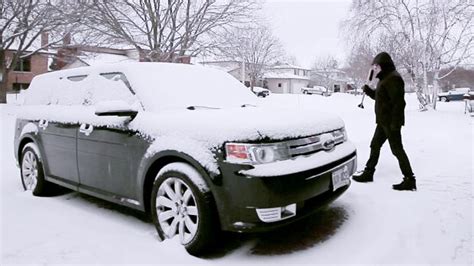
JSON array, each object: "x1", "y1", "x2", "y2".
[{"x1": 1, "y1": 93, "x2": 472, "y2": 265}]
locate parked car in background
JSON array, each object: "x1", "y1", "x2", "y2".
[
  {"x1": 346, "y1": 88, "x2": 363, "y2": 95},
  {"x1": 302, "y1": 86, "x2": 332, "y2": 96},
  {"x1": 251, "y1": 86, "x2": 270, "y2": 97},
  {"x1": 14, "y1": 63, "x2": 356, "y2": 256},
  {"x1": 438, "y1": 87, "x2": 471, "y2": 102}
]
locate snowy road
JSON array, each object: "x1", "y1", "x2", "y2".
[{"x1": 1, "y1": 93, "x2": 472, "y2": 264}]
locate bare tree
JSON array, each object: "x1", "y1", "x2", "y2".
[
  {"x1": 310, "y1": 54, "x2": 340, "y2": 90},
  {"x1": 215, "y1": 24, "x2": 284, "y2": 88},
  {"x1": 342, "y1": 0, "x2": 473, "y2": 111},
  {"x1": 423, "y1": 1, "x2": 473, "y2": 109},
  {"x1": 312, "y1": 54, "x2": 339, "y2": 71},
  {"x1": 0, "y1": 0, "x2": 89, "y2": 103},
  {"x1": 343, "y1": 43, "x2": 375, "y2": 93},
  {"x1": 84, "y1": 0, "x2": 257, "y2": 62}
]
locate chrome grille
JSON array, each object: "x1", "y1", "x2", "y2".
[{"x1": 286, "y1": 129, "x2": 345, "y2": 157}]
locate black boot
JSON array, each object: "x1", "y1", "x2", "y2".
[
  {"x1": 352, "y1": 169, "x2": 374, "y2": 182},
  {"x1": 392, "y1": 177, "x2": 417, "y2": 191}
]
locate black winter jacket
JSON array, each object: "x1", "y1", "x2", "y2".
[{"x1": 363, "y1": 53, "x2": 406, "y2": 129}]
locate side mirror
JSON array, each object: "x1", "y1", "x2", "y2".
[{"x1": 95, "y1": 100, "x2": 138, "y2": 118}]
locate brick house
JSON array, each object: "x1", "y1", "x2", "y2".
[{"x1": 4, "y1": 33, "x2": 50, "y2": 93}]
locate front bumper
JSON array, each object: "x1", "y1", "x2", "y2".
[{"x1": 213, "y1": 147, "x2": 357, "y2": 233}]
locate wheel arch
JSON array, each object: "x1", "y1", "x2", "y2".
[
  {"x1": 17, "y1": 135, "x2": 39, "y2": 163},
  {"x1": 141, "y1": 150, "x2": 218, "y2": 214}
]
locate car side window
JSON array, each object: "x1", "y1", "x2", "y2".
[
  {"x1": 49, "y1": 75, "x2": 90, "y2": 106},
  {"x1": 80, "y1": 72, "x2": 138, "y2": 107},
  {"x1": 99, "y1": 72, "x2": 135, "y2": 94}
]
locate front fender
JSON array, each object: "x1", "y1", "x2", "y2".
[{"x1": 136, "y1": 149, "x2": 220, "y2": 212}]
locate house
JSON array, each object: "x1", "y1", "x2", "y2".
[
  {"x1": 264, "y1": 64, "x2": 311, "y2": 94},
  {"x1": 51, "y1": 34, "x2": 191, "y2": 70},
  {"x1": 53, "y1": 46, "x2": 139, "y2": 70},
  {"x1": 4, "y1": 32, "x2": 51, "y2": 93},
  {"x1": 199, "y1": 60, "x2": 254, "y2": 87},
  {"x1": 311, "y1": 68, "x2": 353, "y2": 93}
]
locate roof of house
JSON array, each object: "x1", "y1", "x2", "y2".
[{"x1": 271, "y1": 63, "x2": 310, "y2": 71}]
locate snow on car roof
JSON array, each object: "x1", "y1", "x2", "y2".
[{"x1": 25, "y1": 62, "x2": 257, "y2": 112}]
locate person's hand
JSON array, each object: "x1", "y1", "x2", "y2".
[{"x1": 362, "y1": 85, "x2": 371, "y2": 94}]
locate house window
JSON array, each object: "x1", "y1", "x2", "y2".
[
  {"x1": 278, "y1": 83, "x2": 282, "y2": 88},
  {"x1": 12, "y1": 83, "x2": 30, "y2": 92},
  {"x1": 14, "y1": 57, "x2": 31, "y2": 72}
]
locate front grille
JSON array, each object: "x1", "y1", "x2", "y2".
[{"x1": 286, "y1": 130, "x2": 345, "y2": 157}]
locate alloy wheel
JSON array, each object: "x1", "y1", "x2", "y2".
[
  {"x1": 22, "y1": 150, "x2": 38, "y2": 191},
  {"x1": 156, "y1": 177, "x2": 199, "y2": 245}
]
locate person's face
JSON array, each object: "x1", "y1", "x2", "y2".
[{"x1": 372, "y1": 64, "x2": 382, "y2": 76}]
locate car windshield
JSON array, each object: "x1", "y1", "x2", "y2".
[{"x1": 122, "y1": 63, "x2": 257, "y2": 112}]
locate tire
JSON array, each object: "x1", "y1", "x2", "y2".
[
  {"x1": 440, "y1": 97, "x2": 448, "y2": 102},
  {"x1": 151, "y1": 162, "x2": 218, "y2": 256},
  {"x1": 302, "y1": 90, "x2": 308, "y2": 94},
  {"x1": 20, "y1": 143, "x2": 51, "y2": 196}
]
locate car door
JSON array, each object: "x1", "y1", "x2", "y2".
[
  {"x1": 36, "y1": 74, "x2": 88, "y2": 185},
  {"x1": 38, "y1": 120, "x2": 80, "y2": 185},
  {"x1": 76, "y1": 72, "x2": 145, "y2": 200},
  {"x1": 77, "y1": 124, "x2": 146, "y2": 200}
]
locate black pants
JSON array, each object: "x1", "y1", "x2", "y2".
[{"x1": 365, "y1": 125, "x2": 414, "y2": 177}]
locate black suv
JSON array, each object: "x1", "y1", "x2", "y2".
[{"x1": 14, "y1": 63, "x2": 356, "y2": 256}]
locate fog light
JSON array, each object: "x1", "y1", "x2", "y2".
[{"x1": 256, "y1": 203, "x2": 296, "y2": 223}]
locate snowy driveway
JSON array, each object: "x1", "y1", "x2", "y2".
[{"x1": 1, "y1": 94, "x2": 472, "y2": 264}]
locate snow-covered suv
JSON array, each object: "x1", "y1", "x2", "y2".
[{"x1": 14, "y1": 63, "x2": 356, "y2": 256}]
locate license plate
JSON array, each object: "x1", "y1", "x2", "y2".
[{"x1": 332, "y1": 164, "x2": 350, "y2": 191}]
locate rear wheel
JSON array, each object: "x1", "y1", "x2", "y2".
[
  {"x1": 151, "y1": 162, "x2": 218, "y2": 256},
  {"x1": 440, "y1": 96, "x2": 448, "y2": 102},
  {"x1": 20, "y1": 143, "x2": 51, "y2": 196}
]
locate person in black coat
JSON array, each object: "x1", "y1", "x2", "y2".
[{"x1": 352, "y1": 52, "x2": 417, "y2": 191}]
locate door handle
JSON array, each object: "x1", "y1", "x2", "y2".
[
  {"x1": 38, "y1": 119, "x2": 48, "y2": 130},
  {"x1": 79, "y1": 124, "x2": 94, "y2": 136}
]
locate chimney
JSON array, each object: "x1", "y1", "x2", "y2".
[
  {"x1": 40, "y1": 32, "x2": 49, "y2": 50},
  {"x1": 63, "y1": 33, "x2": 71, "y2": 46}
]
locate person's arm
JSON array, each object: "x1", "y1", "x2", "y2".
[
  {"x1": 362, "y1": 84, "x2": 375, "y2": 100},
  {"x1": 387, "y1": 77, "x2": 406, "y2": 130}
]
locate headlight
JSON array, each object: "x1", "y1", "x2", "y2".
[
  {"x1": 340, "y1": 127, "x2": 348, "y2": 141},
  {"x1": 225, "y1": 142, "x2": 290, "y2": 165},
  {"x1": 331, "y1": 127, "x2": 347, "y2": 142}
]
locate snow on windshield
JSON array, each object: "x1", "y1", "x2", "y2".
[{"x1": 122, "y1": 63, "x2": 257, "y2": 112}]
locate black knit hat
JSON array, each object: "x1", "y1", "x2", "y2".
[{"x1": 372, "y1": 52, "x2": 395, "y2": 71}]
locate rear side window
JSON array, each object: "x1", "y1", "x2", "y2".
[
  {"x1": 81, "y1": 72, "x2": 137, "y2": 106},
  {"x1": 66, "y1": 75, "x2": 88, "y2": 82},
  {"x1": 23, "y1": 71, "x2": 138, "y2": 107}
]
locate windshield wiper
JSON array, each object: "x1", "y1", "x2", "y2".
[{"x1": 186, "y1": 105, "x2": 220, "y2": 110}]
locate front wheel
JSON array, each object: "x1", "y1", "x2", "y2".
[
  {"x1": 151, "y1": 162, "x2": 218, "y2": 256},
  {"x1": 20, "y1": 143, "x2": 51, "y2": 196}
]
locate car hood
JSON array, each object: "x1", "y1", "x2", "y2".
[{"x1": 130, "y1": 106, "x2": 345, "y2": 146}]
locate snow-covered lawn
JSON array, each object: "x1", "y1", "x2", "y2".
[{"x1": 1, "y1": 93, "x2": 472, "y2": 264}]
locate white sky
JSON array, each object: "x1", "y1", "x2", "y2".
[{"x1": 262, "y1": 0, "x2": 353, "y2": 68}]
